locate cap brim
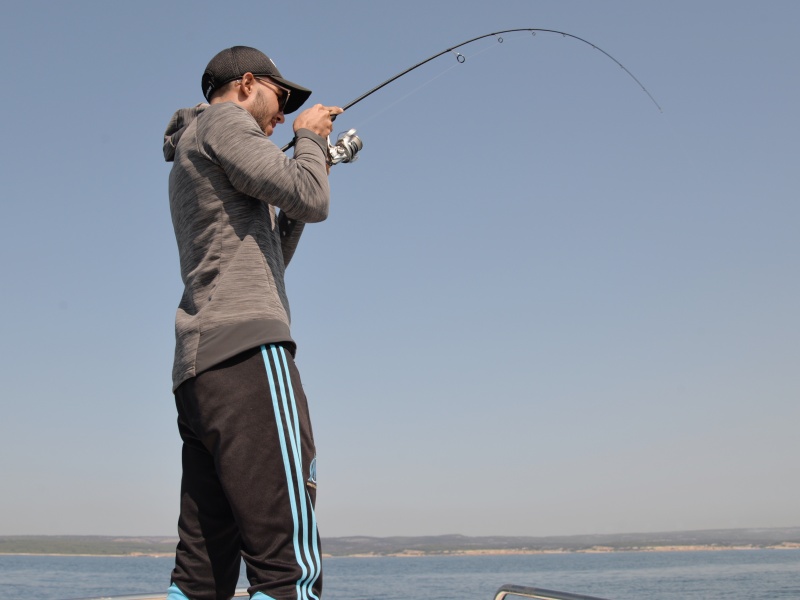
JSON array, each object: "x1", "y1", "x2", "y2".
[{"x1": 270, "y1": 76, "x2": 312, "y2": 114}]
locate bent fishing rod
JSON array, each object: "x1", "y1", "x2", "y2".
[{"x1": 284, "y1": 28, "x2": 662, "y2": 163}]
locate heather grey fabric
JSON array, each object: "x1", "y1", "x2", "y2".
[{"x1": 163, "y1": 101, "x2": 330, "y2": 390}]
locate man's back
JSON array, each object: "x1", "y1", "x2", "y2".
[{"x1": 164, "y1": 101, "x2": 330, "y2": 389}]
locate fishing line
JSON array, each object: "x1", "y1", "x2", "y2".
[
  {"x1": 350, "y1": 40, "x2": 505, "y2": 130},
  {"x1": 283, "y1": 28, "x2": 662, "y2": 156},
  {"x1": 348, "y1": 61, "x2": 461, "y2": 130}
]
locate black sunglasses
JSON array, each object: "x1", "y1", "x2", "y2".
[{"x1": 255, "y1": 77, "x2": 291, "y2": 113}]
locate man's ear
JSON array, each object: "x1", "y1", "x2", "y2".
[{"x1": 239, "y1": 72, "x2": 256, "y2": 99}]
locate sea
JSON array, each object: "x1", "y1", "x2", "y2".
[{"x1": 1, "y1": 549, "x2": 798, "y2": 600}]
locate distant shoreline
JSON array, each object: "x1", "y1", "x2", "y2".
[
  {"x1": 351, "y1": 543, "x2": 800, "y2": 557},
  {"x1": 0, "y1": 552, "x2": 174, "y2": 558},
  {"x1": 3, "y1": 529, "x2": 799, "y2": 558},
  {"x1": 3, "y1": 543, "x2": 800, "y2": 559}
]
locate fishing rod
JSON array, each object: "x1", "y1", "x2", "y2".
[{"x1": 285, "y1": 28, "x2": 662, "y2": 161}]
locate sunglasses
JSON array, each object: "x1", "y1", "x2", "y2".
[{"x1": 255, "y1": 77, "x2": 291, "y2": 113}]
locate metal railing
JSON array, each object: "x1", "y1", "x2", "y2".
[{"x1": 495, "y1": 583, "x2": 612, "y2": 600}]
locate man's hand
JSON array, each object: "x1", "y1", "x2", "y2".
[{"x1": 293, "y1": 104, "x2": 344, "y2": 138}]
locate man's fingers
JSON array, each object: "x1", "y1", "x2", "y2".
[
  {"x1": 294, "y1": 105, "x2": 344, "y2": 136},
  {"x1": 320, "y1": 105, "x2": 344, "y2": 117}
]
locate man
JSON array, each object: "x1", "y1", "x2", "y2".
[{"x1": 162, "y1": 46, "x2": 342, "y2": 600}]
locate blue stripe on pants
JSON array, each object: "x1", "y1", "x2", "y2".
[{"x1": 262, "y1": 345, "x2": 321, "y2": 600}]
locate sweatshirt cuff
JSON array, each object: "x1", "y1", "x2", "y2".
[{"x1": 294, "y1": 129, "x2": 328, "y2": 155}]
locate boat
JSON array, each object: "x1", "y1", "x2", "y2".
[{"x1": 77, "y1": 584, "x2": 611, "y2": 600}]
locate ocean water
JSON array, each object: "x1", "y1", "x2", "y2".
[{"x1": 0, "y1": 550, "x2": 798, "y2": 600}]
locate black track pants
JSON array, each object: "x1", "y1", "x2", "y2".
[{"x1": 170, "y1": 344, "x2": 321, "y2": 600}]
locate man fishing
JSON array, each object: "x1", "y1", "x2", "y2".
[{"x1": 162, "y1": 45, "x2": 342, "y2": 600}]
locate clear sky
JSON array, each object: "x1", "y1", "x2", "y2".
[{"x1": 1, "y1": 0, "x2": 797, "y2": 539}]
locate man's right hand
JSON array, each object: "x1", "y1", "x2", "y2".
[{"x1": 293, "y1": 104, "x2": 344, "y2": 138}]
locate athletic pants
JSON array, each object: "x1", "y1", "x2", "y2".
[{"x1": 169, "y1": 344, "x2": 322, "y2": 600}]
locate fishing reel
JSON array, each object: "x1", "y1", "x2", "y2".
[{"x1": 327, "y1": 129, "x2": 363, "y2": 165}]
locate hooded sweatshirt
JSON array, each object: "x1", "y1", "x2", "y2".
[{"x1": 163, "y1": 102, "x2": 330, "y2": 391}]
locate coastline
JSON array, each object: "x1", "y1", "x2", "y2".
[
  {"x1": 3, "y1": 529, "x2": 799, "y2": 559},
  {"x1": 3, "y1": 542, "x2": 800, "y2": 559},
  {"x1": 336, "y1": 542, "x2": 800, "y2": 558}
]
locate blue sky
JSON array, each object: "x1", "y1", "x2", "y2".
[{"x1": 1, "y1": 0, "x2": 798, "y2": 538}]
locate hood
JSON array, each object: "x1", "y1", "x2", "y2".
[{"x1": 163, "y1": 104, "x2": 208, "y2": 162}]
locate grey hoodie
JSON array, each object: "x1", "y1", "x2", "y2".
[{"x1": 163, "y1": 102, "x2": 330, "y2": 391}]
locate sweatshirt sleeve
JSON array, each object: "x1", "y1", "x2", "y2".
[{"x1": 199, "y1": 103, "x2": 330, "y2": 223}]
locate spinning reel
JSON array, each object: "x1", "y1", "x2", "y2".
[{"x1": 327, "y1": 129, "x2": 363, "y2": 165}]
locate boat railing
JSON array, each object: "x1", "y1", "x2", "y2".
[{"x1": 495, "y1": 583, "x2": 612, "y2": 600}]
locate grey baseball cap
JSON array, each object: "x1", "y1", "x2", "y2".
[{"x1": 201, "y1": 46, "x2": 312, "y2": 114}]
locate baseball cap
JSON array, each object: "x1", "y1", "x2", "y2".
[{"x1": 201, "y1": 46, "x2": 312, "y2": 114}]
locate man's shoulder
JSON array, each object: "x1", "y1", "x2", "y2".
[
  {"x1": 196, "y1": 102, "x2": 258, "y2": 142},
  {"x1": 202, "y1": 101, "x2": 252, "y2": 124}
]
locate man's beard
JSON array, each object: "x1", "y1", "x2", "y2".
[{"x1": 250, "y1": 91, "x2": 274, "y2": 134}]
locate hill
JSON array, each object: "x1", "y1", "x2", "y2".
[{"x1": 2, "y1": 528, "x2": 799, "y2": 557}]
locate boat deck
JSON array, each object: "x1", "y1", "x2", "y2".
[{"x1": 77, "y1": 584, "x2": 611, "y2": 600}]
